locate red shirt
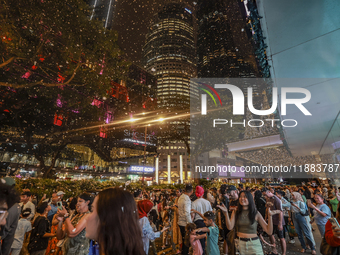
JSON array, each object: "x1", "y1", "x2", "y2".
[{"x1": 325, "y1": 220, "x2": 340, "y2": 247}]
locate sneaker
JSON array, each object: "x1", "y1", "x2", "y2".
[{"x1": 289, "y1": 239, "x2": 295, "y2": 244}]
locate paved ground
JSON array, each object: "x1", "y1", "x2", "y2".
[{"x1": 152, "y1": 223, "x2": 322, "y2": 255}]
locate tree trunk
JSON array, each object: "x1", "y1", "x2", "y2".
[
  {"x1": 35, "y1": 144, "x2": 65, "y2": 178},
  {"x1": 42, "y1": 150, "x2": 62, "y2": 178},
  {"x1": 42, "y1": 165, "x2": 55, "y2": 179}
]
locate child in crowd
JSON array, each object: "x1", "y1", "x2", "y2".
[
  {"x1": 161, "y1": 212, "x2": 171, "y2": 249},
  {"x1": 192, "y1": 210, "x2": 219, "y2": 255},
  {"x1": 10, "y1": 208, "x2": 32, "y2": 255},
  {"x1": 185, "y1": 223, "x2": 203, "y2": 255},
  {"x1": 149, "y1": 217, "x2": 158, "y2": 255},
  {"x1": 137, "y1": 200, "x2": 169, "y2": 254}
]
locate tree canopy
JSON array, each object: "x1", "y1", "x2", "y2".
[
  {"x1": 0, "y1": 0, "x2": 128, "y2": 90},
  {"x1": 0, "y1": 0, "x2": 129, "y2": 177}
]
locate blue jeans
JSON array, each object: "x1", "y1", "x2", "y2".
[
  {"x1": 293, "y1": 213, "x2": 315, "y2": 251},
  {"x1": 317, "y1": 223, "x2": 326, "y2": 237}
]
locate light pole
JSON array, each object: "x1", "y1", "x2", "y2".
[
  {"x1": 130, "y1": 116, "x2": 164, "y2": 184},
  {"x1": 142, "y1": 125, "x2": 148, "y2": 184}
]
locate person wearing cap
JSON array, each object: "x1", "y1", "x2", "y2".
[
  {"x1": 178, "y1": 184, "x2": 193, "y2": 255},
  {"x1": 19, "y1": 191, "x2": 35, "y2": 221},
  {"x1": 0, "y1": 178, "x2": 21, "y2": 255},
  {"x1": 57, "y1": 191, "x2": 65, "y2": 201},
  {"x1": 191, "y1": 186, "x2": 212, "y2": 255},
  {"x1": 10, "y1": 208, "x2": 32, "y2": 255}
]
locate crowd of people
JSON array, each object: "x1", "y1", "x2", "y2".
[
  {"x1": 239, "y1": 147, "x2": 332, "y2": 166},
  {"x1": 243, "y1": 107, "x2": 279, "y2": 140},
  {"x1": 1, "y1": 177, "x2": 340, "y2": 255}
]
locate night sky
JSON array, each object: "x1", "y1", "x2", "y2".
[{"x1": 112, "y1": 0, "x2": 192, "y2": 65}]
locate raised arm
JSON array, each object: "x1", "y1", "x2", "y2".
[
  {"x1": 191, "y1": 209, "x2": 204, "y2": 220},
  {"x1": 52, "y1": 214, "x2": 59, "y2": 226},
  {"x1": 56, "y1": 218, "x2": 65, "y2": 240},
  {"x1": 194, "y1": 233, "x2": 207, "y2": 240},
  {"x1": 56, "y1": 206, "x2": 89, "y2": 238},
  {"x1": 63, "y1": 214, "x2": 89, "y2": 238},
  {"x1": 257, "y1": 210, "x2": 274, "y2": 235},
  {"x1": 308, "y1": 203, "x2": 327, "y2": 217},
  {"x1": 194, "y1": 227, "x2": 210, "y2": 233},
  {"x1": 216, "y1": 204, "x2": 235, "y2": 230}
]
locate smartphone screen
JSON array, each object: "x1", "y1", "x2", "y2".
[{"x1": 329, "y1": 217, "x2": 340, "y2": 229}]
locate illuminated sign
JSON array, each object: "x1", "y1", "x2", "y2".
[
  {"x1": 123, "y1": 138, "x2": 156, "y2": 146},
  {"x1": 124, "y1": 129, "x2": 157, "y2": 142},
  {"x1": 130, "y1": 166, "x2": 155, "y2": 173}
]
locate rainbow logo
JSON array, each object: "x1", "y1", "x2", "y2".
[{"x1": 198, "y1": 83, "x2": 222, "y2": 107}]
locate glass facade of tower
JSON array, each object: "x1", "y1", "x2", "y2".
[
  {"x1": 197, "y1": 0, "x2": 257, "y2": 79},
  {"x1": 142, "y1": 3, "x2": 197, "y2": 183},
  {"x1": 143, "y1": 3, "x2": 197, "y2": 108}
]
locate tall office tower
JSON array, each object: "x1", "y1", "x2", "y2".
[
  {"x1": 86, "y1": 0, "x2": 116, "y2": 29},
  {"x1": 197, "y1": 0, "x2": 258, "y2": 78},
  {"x1": 143, "y1": 2, "x2": 197, "y2": 108},
  {"x1": 142, "y1": 3, "x2": 197, "y2": 184}
]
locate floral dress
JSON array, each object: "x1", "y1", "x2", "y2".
[
  {"x1": 45, "y1": 215, "x2": 63, "y2": 255},
  {"x1": 62, "y1": 212, "x2": 90, "y2": 255}
]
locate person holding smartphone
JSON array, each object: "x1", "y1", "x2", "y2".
[
  {"x1": 325, "y1": 203, "x2": 340, "y2": 247},
  {"x1": 289, "y1": 192, "x2": 316, "y2": 254},
  {"x1": 137, "y1": 199, "x2": 169, "y2": 255},
  {"x1": 308, "y1": 193, "x2": 331, "y2": 237}
]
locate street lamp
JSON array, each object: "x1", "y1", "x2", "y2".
[{"x1": 142, "y1": 118, "x2": 164, "y2": 184}]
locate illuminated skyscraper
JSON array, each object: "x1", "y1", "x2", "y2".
[
  {"x1": 197, "y1": 0, "x2": 257, "y2": 78},
  {"x1": 143, "y1": 2, "x2": 197, "y2": 108},
  {"x1": 86, "y1": 0, "x2": 116, "y2": 29},
  {"x1": 142, "y1": 3, "x2": 197, "y2": 183}
]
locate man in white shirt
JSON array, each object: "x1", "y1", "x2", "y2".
[
  {"x1": 19, "y1": 191, "x2": 35, "y2": 221},
  {"x1": 178, "y1": 185, "x2": 193, "y2": 255},
  {"x1": 191, "y1": 186, "x2": 212, "y2": 255}
]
